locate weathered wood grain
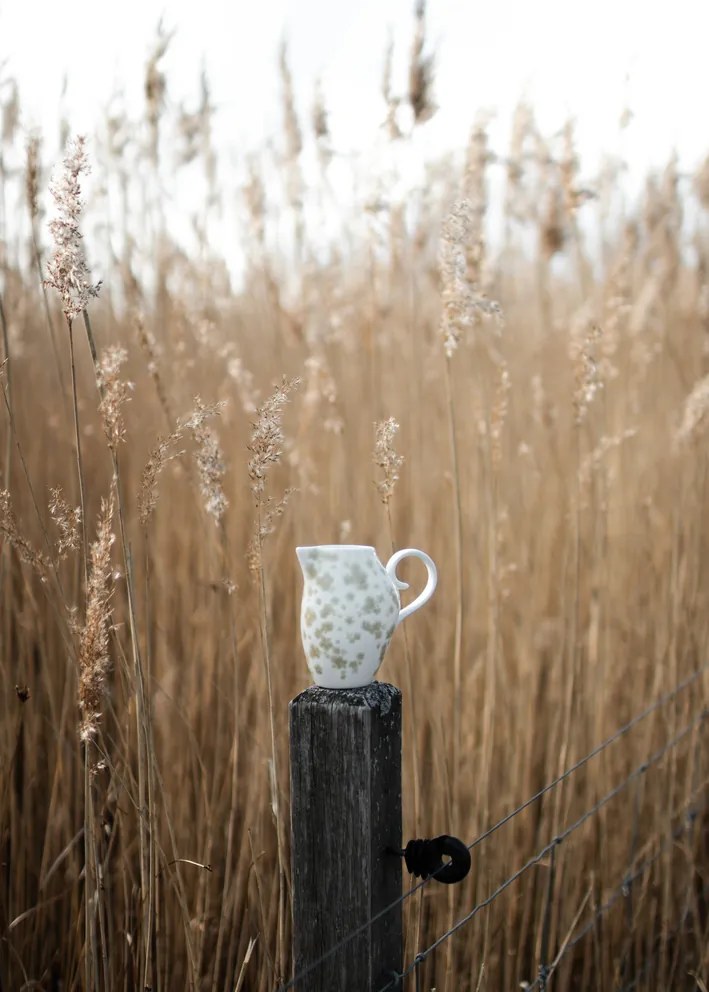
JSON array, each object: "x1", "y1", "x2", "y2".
[{"x1": 289, "y1": 682, "x2": 402, "y2": 992}]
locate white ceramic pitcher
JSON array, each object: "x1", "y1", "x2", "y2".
[{"x1": 296, "y1": 545, "x2": 437, "y2": 688}]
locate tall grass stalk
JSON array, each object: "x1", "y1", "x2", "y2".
[
  {"x1": 96, "y1": 354, "x2": 160, "y2": 991},
  {"x1": 254, "y1": 521, "x2": 287, "y2": 983},
  {"x1": 247, "y1": 377, "x2": 299, "y2": 984},
  {"x1": 0, "y1": 294, "x2": 12, "y2": 604},
  {"x1": 443, "y1": 355, "x2": 464, "y2": 785},
  {"x1": 0, "y1": 294, "x2": 10, "y2": 486},
  {"x1": 61, "y1": 315, "x2": 96, "y2": 988}
]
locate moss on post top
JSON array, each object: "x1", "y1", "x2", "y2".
[{"x1": 290, "y1": 681, "x2": 400, "y2": 716}]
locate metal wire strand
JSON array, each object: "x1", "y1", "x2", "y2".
[{"x1": 276, "y1": 666, "x2": 709, "y2": 992}]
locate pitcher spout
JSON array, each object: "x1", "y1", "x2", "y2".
[{"x1": 296, "y1": 546, "x2": 318, "y2": 575}]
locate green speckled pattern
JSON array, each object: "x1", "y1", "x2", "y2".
[{"x1": 297, "y1": 546, "x2": 400, "y2": 688}]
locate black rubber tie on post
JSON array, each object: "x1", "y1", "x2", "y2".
[{"x1": 388, "y1": 835, "x2": 472, "y2": 884}]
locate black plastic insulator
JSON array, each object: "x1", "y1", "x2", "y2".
[{"x1": 390, "y1": 835, "x2": 471, "y2": 884}]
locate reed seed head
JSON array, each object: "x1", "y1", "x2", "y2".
[
  {"x1": 49, "y1": 487, "x2": 82, "y2": 560},
  {"x1": 248, "y1": 376, "x2": 300, "y2": 501},
  {"x1": 439, "y1": 199, "x2": 502, "y2": 357},
  {"x1": 0, "y1": 490, "x2": 49, "y2": 576},
  {"x1": 184, "y1": 398, "x2": 228, "y2": 523},
  {"x1": 571, "y1": 319, "x2": 603, "y2": 424},
  {"x1": 279, "y1": 41, "x2": 303, "y2": 161},
  {"x1": 78, "y1": 496, "x2": 115, "y2": 741},
  {"x1": 676, "y1": 373, "x2": 709, "y2": 447},
  {"x1": 97, "y1": 346, "x2": 133, "y2": 449},
  {"x1": 247, "y1": 377, "x2": 300, "y2": 571},
  {"x1": 25, "y1": 132, "x2": 42, "y2": 221},
  {"x1": 490, "y1": 362, "x2": 511, "y2": 472},
  {"x1": 374, "y1": 417, "x2": 404, "y2": 504},
  {"x1": 139, "y1": 430, "x2": 184, "y2": 526},
  {"x1": 408, "y1": 0, "x2": 436, "y2": 124},
  {"x1": 45, "y1": 135, "x2": 101, "y2": 323}
]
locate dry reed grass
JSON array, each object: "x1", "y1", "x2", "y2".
[{"x1": 0, "y1": 33, "x2": 709, "y2": 992}]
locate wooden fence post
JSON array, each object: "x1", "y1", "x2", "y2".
[{"x1": 289, "y1": 682, "x2": 402, "y2": 992}]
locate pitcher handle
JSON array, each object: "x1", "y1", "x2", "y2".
[{"x1": 386, "y1": 549, "x2": 438, "y2": 623}]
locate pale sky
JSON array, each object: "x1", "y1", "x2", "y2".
[
  {"x1": 2, "y1": 0, "x2": 709, "y2": 176},
  {"x1": 2, "y1": 0, "x2": 709, "y2": 285}
]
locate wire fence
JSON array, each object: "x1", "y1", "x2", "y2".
[
  {"x1": 379, "y1": 708, "x2": 708, "y2": 991},
  {"x1": 523, "y1": 785, "x2": 706, "y2": 990},
  {"x1": 605, "y1": 815, "x2": 702, "y2": 992},
  {"x1": 280, "y1": 664, "x2": 709, "y2": 992}
]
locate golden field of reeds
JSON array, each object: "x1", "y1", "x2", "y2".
[{"x1": 1, "y1": 26, "x2": 709, "y2": 991}]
